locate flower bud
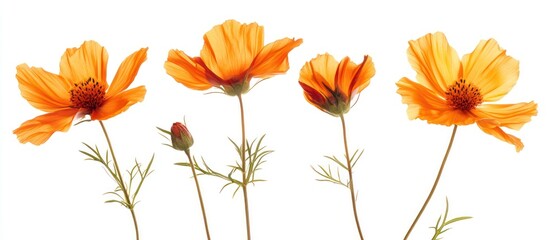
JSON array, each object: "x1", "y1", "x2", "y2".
[{"x1": 170, "y1": 122, "x2": 194, "y2": 151}]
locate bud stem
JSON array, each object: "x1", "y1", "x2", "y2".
[{"x1": 185, "y1": 150, "x2": 211, "y2": 240}]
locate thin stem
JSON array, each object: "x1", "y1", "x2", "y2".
[
  {"x1": 340, "y1": 114, "x2": 364, "y2": 240},
  {"x1": 403, "y1": 125, "x2": 458, "y2": 240},
  {"x1": 129, "y1": 210, "x2": 140, "y2": 240},
  {"x1": 237, "y1": 94, "x2": 251, "y2": 240},
  {"x1": 242, "y1": 184, "x2": 251, "y2": 240},
  {"x1": 185, "y1": 150, "x2": 211, "y2": 240},
  {"x1": 99, "y1": 121, "x2": 140, "y2": 240}
]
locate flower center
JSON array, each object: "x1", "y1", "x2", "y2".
[
  {"x1": 69, "y1": 77, "x2": 105, "y2": 110},
  {"x1": 445, "y1": 79, "x2": 483, "y2": 111}
]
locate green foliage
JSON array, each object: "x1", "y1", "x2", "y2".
[
  {"x1": 157, "y1": 126, "x2": 175, "y2": 149},
  {"x1": 311, "y1": 149, "x2": 363, "y2": 188},
  {"x1": 175, "y1": 135, "x2": 272, "y2": 197},
  {"x1": 80, "y1": 143, "x2": 154, "y2": 209},
  {"x1": 430, "y1": 198, "x2": 472, "y2": 240}
]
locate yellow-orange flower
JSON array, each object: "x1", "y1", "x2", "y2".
[
  {"x1": 165, "y1": 19, "x2": 303, "y2": 96},
  {"x1": 396, "y1": 32, "x2": 537, "y2": 151},
  {"x1": 13, "y1": 41, "x2": 148, "y2": 145},
  {"x1": 299, "y1": 53, "x2": 375, "y2": 116}
]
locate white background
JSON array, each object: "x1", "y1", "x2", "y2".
[{"x1": 1, "y1": 0, "x2": 557, "y2": 239}]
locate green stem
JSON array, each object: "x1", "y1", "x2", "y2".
[
  {"x1": 237, "y1": 94, "x2": 251, "y2": 240},
  {"x1": 403, "y1": 125, "x2": 458, "y2": 240},
  {"x1": 99, "y1": 121, "x2": 140, "y2": 240},
  {"x1": 340, "y1": 114, "x2": 364, "y2": 240},
  {"x1": 185, "y1": 150, "x2": 211, "y2": 240}
]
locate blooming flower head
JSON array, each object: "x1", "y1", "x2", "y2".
[
  {"x1": 299, "y1": 53, "x2": 375, "y2": 116},
  {"x1": 170, "y1": 122, "x2": 194, "y2": 151},
  {"x1": 13, "y1": 41, "x2": 148, "y2": 145},
  {"x1": 165, "y1": 19, "x2": 303, "y2": 96},
  {"x1": 396, "y1": 32, "x2": 537, "y2": 151}
]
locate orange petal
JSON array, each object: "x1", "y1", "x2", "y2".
[
  {"x1": 200, "y1": 20, "x2": 263, "y2": 80},
  {"x1": 249, "y1": 38, "x2": 303, "y2": 79},
  {"x1": 475, "y1": 102, "x2": 537, "y2": 130},
  {"x1": 16, "y1": 64, "x2": 72, "y2": 112},
  {"x1": 13, "y1": 108, "x2": 78, "y2": 145},
  {"x1": 106, "y1": 47, "x2": 148, "y2": 98},
  {"x1": 299, "y1": 53, "x2": 338, "y2": 97},
  {"x1": 59, "y1": 40, "x2": 108, "y2": 87},
  {"x1": 396, "y1": 77, "x2": 476, "y2": 126},
  {"x1": 407, "y1": 32, "x2": 461, "y2": 95},
  {"x1": 336, "y1": 55, "x2": 375, "y2": 99},
  {"x1": 90, "y1": 86, "x2": 146, "y2": 120},
  {"x1": 165, "y1": 50, "x2": 215, "y2": 90},
  {"x1": 335, "y1": 57, "x2": 358, "y2": 99},
  {"x1": 300, "y1": 81, "x2": 328, "y2": 113},
  {"x1": 462, "y1": 39, "x2": 519, "y2": 102},
  {"x1": 476, "y1": 119, "x2": 524, "y2": 152}
]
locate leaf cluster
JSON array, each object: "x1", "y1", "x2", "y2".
[
  {"x1": 156, "y1": 127, "x2": 178, "y2": 150},
  {"x1": 176, "y1": 135, "x2": 272, "y2": 197},
  {"x1": 80, "y1": 143, "x2": 154, "y2": 209},
  {"x1": 312, "y1": 149, "x2": 363, "y2": 188},
  {"x1": 430, "y1": 198, "x2": 472, "y2": 240}
]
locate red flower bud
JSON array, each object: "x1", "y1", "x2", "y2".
[{"x1": 171, "y1": 122, "x2": 194, "y2": 151}]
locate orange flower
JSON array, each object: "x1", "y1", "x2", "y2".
[
  {"x1": 13, "y1": 41, "x2": 148, "y2": 145},
  {"x1": 299, "y1": 53, "x2": 375, "y2": 116},
  {"x1": 396, "y1": 32, "x2": 537, "y2": 151},
  {"x1": 165, "y1": 19, "x2": 303, "y2": 96}
]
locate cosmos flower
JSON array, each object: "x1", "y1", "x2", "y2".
[
  {"x1": 299, "y1": 53, "x2": 375, "y2": 116},
  {"x1": 14, "y1": 41, "x2": 147, "y2": 145},
  {"x1": 165, "y1": 19, "x2": 303, "y2": 96},
  {"x1": 396, "y1": 32, "x2": 537, "y2": 151}
]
